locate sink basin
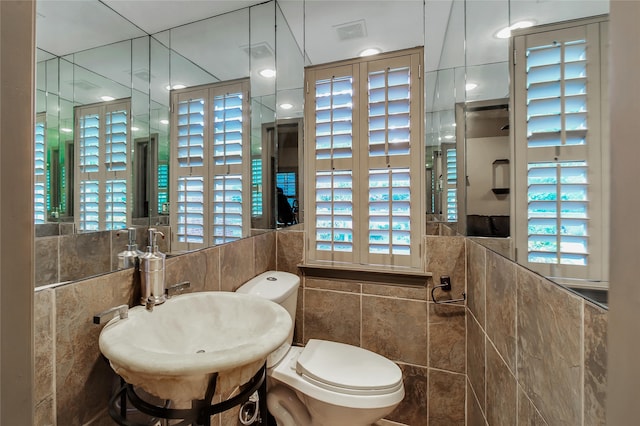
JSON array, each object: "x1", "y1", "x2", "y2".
[{"x1": 98, "y1": 291, "x2": 292, "y2": 403}]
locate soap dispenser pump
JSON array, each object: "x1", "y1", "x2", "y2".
[
  {"x1": 117, "y1": 227, "x2": 142, "y2": 270},
  {"x1": 140, "y1": 228, "x2": 166, "y2": 306}
]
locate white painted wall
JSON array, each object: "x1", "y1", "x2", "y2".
[{"x1": 466, "y1": 136, "x2": 510, "y2": 216}]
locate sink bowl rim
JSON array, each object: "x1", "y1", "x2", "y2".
[{"x1": 98, "y1": 291, "x2": 292, "y2": 377}]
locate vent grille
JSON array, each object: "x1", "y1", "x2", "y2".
[
  {"x1": 334, "y1": 20, "x2": 367, "y2": 41},
  {"x1": 243, "y1": 42, "x2": 274, "y2": 59}
]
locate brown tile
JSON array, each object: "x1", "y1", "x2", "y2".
[
  {"x1": 35, "y1": 396, "x2": 55, "y2": 426},
  {"x1": 362, "y1": 282, "x2": 427, "y2": 301},
  {"x1": 486, "y1": 339, "x2": 517, "y2": 425},
  {"x1": 385, "y1": 363, "x2": 427, "y2": 425},
  {"x1": 276, "y1": 230, "x2": 304, "y2": 274},
  {"x1": 165, "y1": 249, "x2": 207, "y2": 293},
  {"x1": 59, "y1": 231, "x2": 112, "y2": 282},
  {"x1": 584, "y1": 302, "x2": 607, "y2": 426},
  {"x1": 426, "y1": 221, "x2": 440, "y2": 235},
  {"x1": 518, "y1": 385, "x2": 548, "y2": 425},
  {"x1": 304, "y1": 289, "x2": 360, "y2": 346},
  {"x1": 294, "y1": 287, "x2": 304, "y2": 345},
  {"x1": 254, "y1": 231, "x2": 277, "y2": 274},
  {"x1": 424, "y1": 236, "x2": 466, "y2": 299},
  {"x1": 428, "y1": 369, "x2": 465, "y2": 426},
  {"x1": 34, "y1": 289, "x2": 54, "y2": 405},
  {"x1": 429, "y1": 303, "x2": 465, "y2": 373},
  {"x1": 467, "y1": 379, "x2": 487, "y2": 426},
  {"x1": 203, "y1": 246, "x2": 221, "y2": 291},
  {"x1": 362, "y1": 295, "x2": 427, "y2": 365},
  {"x1": 467, "y1": 311, "x2": 485, "y2": 412},
  {"x1": 517, "y1": 267, "x2": 582, "y2": 425},
  {"x1": 466, "y1": 240, "x2": 486, "y2": 328},
  {"x1": 55, "y1": 268, "x2": 136, "y2": 425},
  {"x1": 486, "y1": 249, "x2": 516, "y2": 371},
  {"x1": 35, "y1": 236, "x2": 59, "y2": 286},
  {"x1": 220, "y1": 238, "x2": 255, "y2": 291},
  {"x1": 305, "y1": 277, "x2": 361, "y2": 293}
]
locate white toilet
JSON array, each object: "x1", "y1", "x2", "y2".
[{"x1": 236, "y1": 271, "x2": 404, "y2": 426}]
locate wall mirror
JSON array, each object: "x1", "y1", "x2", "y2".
[
  {"x1": 35, "y1": 0, "x2": 610, "y2": 308},
  {"x1": 35, "y1": 0, "x2": 305, "y2": 286},
  {"x1": 427, "y1": 0, "x2": 610, "y2": 306}
]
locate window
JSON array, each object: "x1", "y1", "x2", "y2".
[
  {"x1": 170, "y1": 79, "x2": 250, "y2": 251},
  {"x1": 305, "y1": 48, "x2": 424, "y2": 270},
  {"x1": 512, "y1": 17, "x2": 608, "y2": 281},
  {"x1": 35, "y1": 114, "x2": 47, "y2": 224},
  {"x1": 74, "y1": 99, "x2": 131, "y2": 231}
]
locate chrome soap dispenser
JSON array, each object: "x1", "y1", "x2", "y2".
[
  {"x1": 117, "y1": 227, "x2": 142, "y2": 270},
  {"x1": 140, "y1": 228, "x2": 166, "y2": 306}
]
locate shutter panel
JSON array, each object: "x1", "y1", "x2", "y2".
[{"x1": 35, "y1": 116, "x2": 47, "y2": 224}]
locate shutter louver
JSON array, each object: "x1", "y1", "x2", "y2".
[{"x1": 35, "y1": 119, "x2": 46, "y2": 224}]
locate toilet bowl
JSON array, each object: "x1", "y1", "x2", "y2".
[{"x1": 237, "y1": 271, "x2": 404, "y2": 426}]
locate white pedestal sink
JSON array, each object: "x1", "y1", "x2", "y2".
[{"x1": 98, "y1": 291, "x2": 292, "y2": 403}]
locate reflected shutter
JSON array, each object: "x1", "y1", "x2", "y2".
[{"x1": 35, "y1": 114, "x2": 47, "y2": 224}]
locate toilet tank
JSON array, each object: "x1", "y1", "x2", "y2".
[{"x1": 236, "y1": 271, "x2": 300, "y2": 366}]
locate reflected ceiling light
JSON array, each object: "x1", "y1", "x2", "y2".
[
  {"x1": 61, "y1": 128, "x2": 72, "y2": 133},
  {"x1": 444, "y1": 135, "x2": 454, "y2": 140},
  {"x1": 495, "y1": 20, "x2": 535, "y2": 39},
  {"x1": 100, "y1": 95, "x2": 115, "y2": 102},
  {"x1": 131, "y1": 126, "x2": 140, "y2": 131},
  {"x1": 465, "y1": 83, "x2": 478, "y2": 91},
  {"x1": 159, "y1": 119, "x2": 169, "y2": 125},
  {"x1": 280, "y1": 103, "x2": 293, "y2": 110},
  {"x1": 359, "y1": 47, "x2": 382, "y2": 57},
  {"x1": 165, "y1": 84, "x2": 186, "y2": 91},
  {"x1": 259, "y1": 68, "x2": 276, "y2": 78}
]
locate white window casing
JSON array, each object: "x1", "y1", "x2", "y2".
[
  {"x1": 305, "y1": 48, "x2": 425, "y2": 272},
  {"x1": 512, "y1": 17, "x2": 609, "y2": 283}
]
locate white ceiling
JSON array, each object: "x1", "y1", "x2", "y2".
[{"x1": 35, "y1": 0, "x2": 609, "y2": 115}]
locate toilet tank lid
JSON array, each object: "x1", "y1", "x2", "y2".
[{"x1": 236, "y1": 271, "x2": 300, "y2": 303}]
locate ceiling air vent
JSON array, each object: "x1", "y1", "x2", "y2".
[
  {"x1": 243, "y1": 42, "x2": 275, "y2": 60},
  {"x1": 67, "y1": 79, "x2": 99, "y2": 91},
  {"x1": 334, "y1": 20, "x2": 367, "y2": 41}
]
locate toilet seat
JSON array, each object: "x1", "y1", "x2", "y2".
[
  {"x1": 269, "y1": 342, "x2": 405, "y2": 409},
  {"x1": 296, "y1": 339, "x2": 403, "y2": 396}
]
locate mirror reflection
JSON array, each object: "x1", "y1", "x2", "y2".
[{"x1": 34, "y1": 0, "x2": 610, "y2": 307}]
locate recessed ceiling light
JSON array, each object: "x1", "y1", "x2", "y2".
[
  {"x1": 495, "y1": 20, "x2": 535, "y2": 39},
  {"x1": 465, "y1": 83, "x2": 478, "y2": 91},
  {"x1": 279, "y1": 103, "x2": 293, "y2": 110},
  {"x1": 359, "y1": 47, "x2": 382, "y2": 57},
  {"x1": 131, "y1": 126, "x2": 139, "y2": 131},
  {"x1": 165, "y1": 84, "x2": 186, "y2": 91},
  {"x1": 160, "y1": 119, "x2": 169, "y2": 125},
  {"x1": 60, "y1": 128, "x2": 72, "y2": 133},
  {"x1": 259, "y1": 68, "x2": 276, "y2": 78},
  {"x1": 100, "y1": 96, "x2": 115, "y2": 102},
  {"x1": 444, "y1": 135, "x2": 454, "y2": 140}
]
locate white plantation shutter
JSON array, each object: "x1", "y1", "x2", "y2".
[
  {"x1": 441, "y1": 143, "x2": 457, "y2": 222},
  {"x1": 306, "y1": 48, "x2": 424, "y2": 270},
  {"x1": 513, "y1": 19, "x2": 607, "y2": 281},
  {"x1": 75, "y1": 99, "x2": 131, "y2": 231},
  {"x1": 35, "y1": 114, "x2": 47, "y2": 224},
  {"x1": 171, "y1": 80, "x2": 250, "y2": 251}
]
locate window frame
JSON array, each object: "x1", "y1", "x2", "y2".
[
  {"x1": 511, "y1": 16, "x2": 609, "y2": 283},
  {"x1": 304, "y1": 47, "x2": 425, "y2": 272}
]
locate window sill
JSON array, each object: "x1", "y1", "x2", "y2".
[{"x1": 298, "y1": 262, "x2": 432, "y2": 286}]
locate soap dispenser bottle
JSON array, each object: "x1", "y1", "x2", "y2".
[
  {"x1": 117, "y1": 227, "x2": 142, "y2": 270},
  {"x1": 139, "y1": 228, "x2": 166, "y2": 306}
]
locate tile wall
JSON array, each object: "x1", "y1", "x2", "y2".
[
  {"x1": 33, "y1": 228, "x2": 607, "y2": 425},
  {"x1": 466, "y1": 239, "x2": 608, "y2": 425}
]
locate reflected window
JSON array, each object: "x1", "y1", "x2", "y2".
[
  {"x1": 74, "y1": 99, "x2": 131, "y2": 231},
  {"x1": 170, "y1": 80, "x2": 250, "y2": 251}
]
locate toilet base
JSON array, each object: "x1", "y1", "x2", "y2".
[{"x1": 267, "y1": 380, "x2": 399, "y2": 426}]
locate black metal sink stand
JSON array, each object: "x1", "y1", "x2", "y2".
[{"x1": 108, "y1": 364, "x2": 268, "y2": 426}]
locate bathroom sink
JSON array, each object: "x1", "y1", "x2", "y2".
[{"x1": 98, "y1": 291, "x2": 292, "y2": 403}]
